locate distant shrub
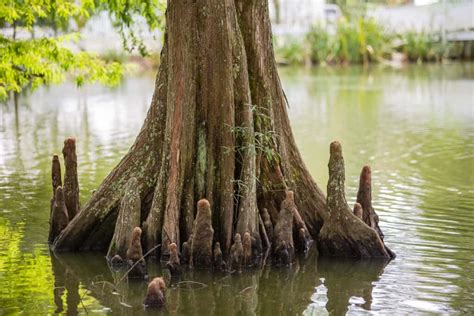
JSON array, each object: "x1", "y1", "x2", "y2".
[
  {"x1": 401, "y1": 31, "x2": 451, "y2": 62},
  {"x1": 306, "y1": 24, "x2": 331, "y2": 64},
  {"x1": 278, "y1": 16, "x2": 461, "y2": 67},
  {"x1": 276, "y1": 38, "x2": 307, "y2": 65},
  {"x1": 306, "y1": 17, "x2": 392, "y2": 65}
]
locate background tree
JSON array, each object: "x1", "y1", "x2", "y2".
[{"x1": 0, "y1": 0, "x2": 165, "y2": 99}]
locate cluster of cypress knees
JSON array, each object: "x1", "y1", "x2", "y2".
[
  {"x1": 104, "y1": 192, "x2": 311, "y2": 309},
  {"x1": 48, "y1": 138, "x2": 394, "y2": 309}
]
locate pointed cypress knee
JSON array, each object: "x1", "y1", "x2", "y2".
[
  {"x1": 62, "y1": 137, "x2": 80, "y2": 220},
  {"x1": 126, "y1": 227, "x2": 147, "y2": 279},
  {"x1": 51, "y1": 155, "x2": 62, "y2": 193},
  {"x1": 260, "y1": 208, "x2": 274, "y2": 245},
  {"x1": 356, "y1": 166, "x2": 395, "y2": 258},
  {"x1": 49, "y1": 155, "x2": 63, "y2": 241},
  {"x1": 229, "y1": 233, "x2": 243, "y2": 271},
  {"x1": 357, "y1": 166, "x2": 384, "y2": 239},
  {"x1": 107, "y1": 177, "x2": 141, "y2": 263},
  {"x1": 49, "y1": 187, "x2": 69, "y2": 243},
  {"x1": 318, "y1": 141, "x2": 393, "y2": 259},
  {"x1": 190, "y1": 199, "x2": 214, "y2": 268},
  {"x1": 167, "y1": 243, "x2": 180, "y2": 276}
]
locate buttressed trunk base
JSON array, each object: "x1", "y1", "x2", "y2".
[{"x1": 50, "y1": 0, "x2": 394, "y2": 266}]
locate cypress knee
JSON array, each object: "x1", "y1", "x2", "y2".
[
  {"x1": 167, "y1": 242, "x2": 180, "y2": 276},
  {"x1": 62, "y1": 137, "x2": 80, "y2": 220},
  {"x1": 144, "y1": 277, "x2": 166, "y2": 308},
  {"x1": 49, "y1": 187, "x2": 69, "y2": 243},
  {"x1": 357, "y1": 166, "x2": 384, "y2": 240},
  {"x1": 190, "y1": 199, "x2": 214, "y2": 268},
  {"x1": 51, "y1": 155, "x2": 62, "y2": 193},
  {"x1": 260, "y1": 208, "x2": 274, "y2": 245},
  {"x1": 229, "y1": 233, "x2": 243, "y2": 272},
  {"x1": 126, "y1": 227, "x2": 147, "y2": 279},
  {"x1": 318, "y1": 141, "x2": 393, "y2": 259}
]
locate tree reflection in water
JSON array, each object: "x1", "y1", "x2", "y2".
[{"x1": 51, "y1": 247, "x2": 389, "y2": 315}]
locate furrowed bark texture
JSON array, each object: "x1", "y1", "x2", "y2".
[
  {"x1": 106, "y1": 177, "x2": 141, "y2": 260},
  {"x1": 52, "y1": 0, "x2": 335, "y2": 262}
]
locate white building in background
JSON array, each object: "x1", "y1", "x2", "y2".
[
  {"x1": 369, "y1": 0, "x2": 474, "y2": 41},
  {"x1": 269, "y1": 0, "x2": 328, "y2": 37}
]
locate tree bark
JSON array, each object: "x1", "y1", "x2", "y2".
[
  {"x1": 51, "y1": 0, "x2": 393, "y2": 264},
  {"x1": 106, "y1": 177, "x2": 141, "y2": 260},
  {"x1": 49, "y1": 187, "x2": 69, "y2": 243}
]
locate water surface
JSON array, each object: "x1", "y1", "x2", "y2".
[{"x1": 0, "y1": 63, "x2": 473, "y2": 314}]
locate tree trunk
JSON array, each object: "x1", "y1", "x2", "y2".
[
  {"x1": 51, "y1": 0, "x2": 392, "y2": 263},
  {"x1": 106, "y1": 177, "x2": 141, "y2": 261}
]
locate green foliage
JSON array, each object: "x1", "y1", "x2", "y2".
[
  {"x1": 286, "y1": 15, "x2": 456, "y2": 66},
  {"x1": 100, "y1": 0, "x2": 166, "y2": 55},
  {"x1": 0, "y1": 0, "x2": 165, "y2": 100},
  {"x1": 306, "y1": 24, "x2": 331, "y2": 64},
  {"x1": 306, "y1": 17, "x2": 392, "y2": 65},
  {"x1": 401, "y1": 31, "x2": 450, "y2": 63},
  {"x1": 101, "y1": 49, "x2": 128, "y2": 63},
  {"x1": 0, "y1": 34, "x2": 122, "y2": 98},
  {"x1": 276, "y1": 38, "x2": 306, "y2": 65}
]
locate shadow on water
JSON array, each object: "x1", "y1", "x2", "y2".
[{"x1": 50, "y1": 247, "x2": 389, "y2": 315}]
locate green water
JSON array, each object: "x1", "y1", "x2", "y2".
[{"x1": 0, "y1": 63, "x2": 473, "y2": 315}]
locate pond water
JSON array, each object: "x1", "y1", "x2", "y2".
[{"x1": 0, "y1": 63, "x2": 473, "y2": 315}]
